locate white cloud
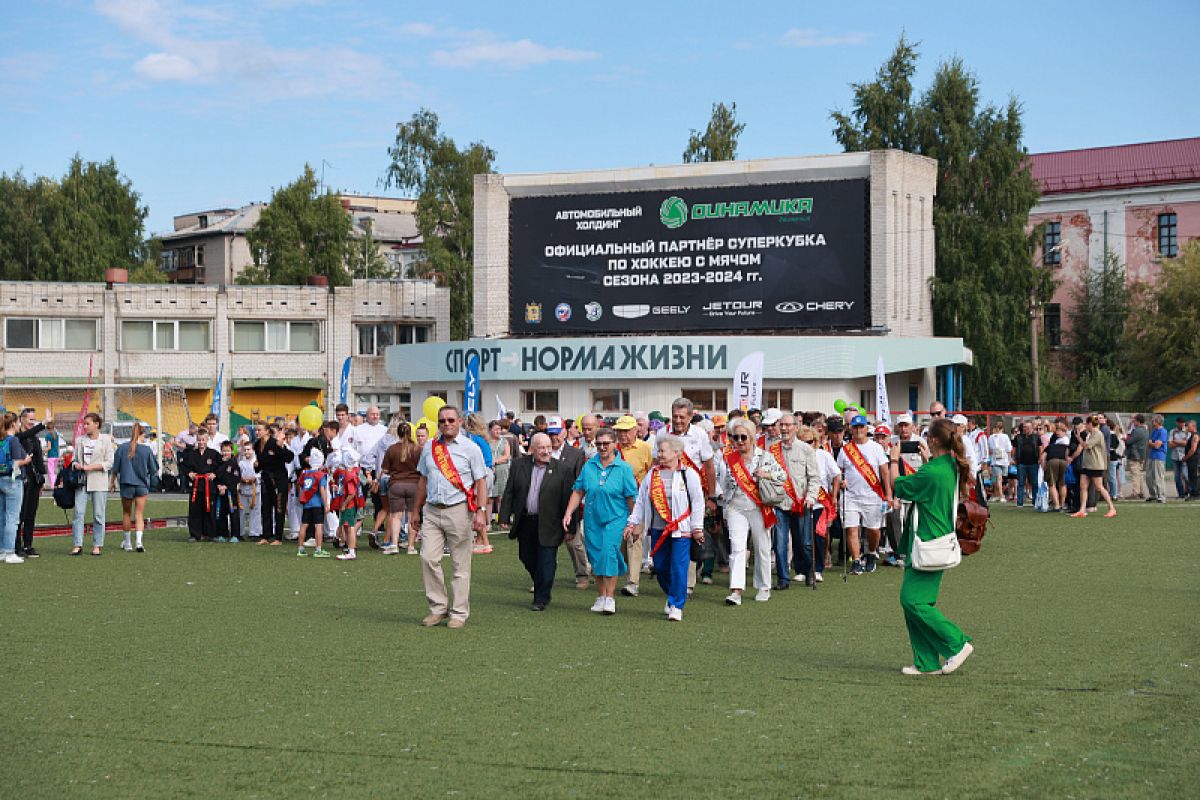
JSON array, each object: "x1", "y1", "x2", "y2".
[
  {"x1": 134, "y1": 52, "x2": 200, "y2": 81},
  {"x1": 433, "y1": 36, "x2": 598, "y2": 69},
  {"x1": 398, "y1": 22, "x2": 437, "y2": 38},
  {"x1": 94, "y1": 0, "x2": 392, "y2": 99},
  {"x1": 781, "y1": 28, "x2": 870, "y2": 47}
]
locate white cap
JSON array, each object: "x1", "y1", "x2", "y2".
[
  {"x1": 309, "y1": 449, "x2": 326, "y2": 468},
  {"x1": 895, "y1": 413, "x2": 914, "y2": 425},
  {"x1": 341, "y1": 448, "x2": 360, "y2": 467},
  {"x1": 761, "y1": 407, "x2": 783, "y2": 425},
  {"x1": 950, "y1": 414, "x2": 969, "y2": 425}
]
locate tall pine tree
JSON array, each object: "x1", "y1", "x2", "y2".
[{"x1": 832, "y1": 38, "x2": 1044, "y2": 406}]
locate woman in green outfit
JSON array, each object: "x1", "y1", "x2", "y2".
[{"x1": 888, "y1": 417, "x2": 975, "y2": 676}]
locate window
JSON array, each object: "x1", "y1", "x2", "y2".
[
  {"x1": 1158, "y1": 213, "x2": 1178, "y2": 258},
  {"x1": 681, "y1": 388, "x2": 727, "y2": 413},
  {"x1": 122, "y1": 320, "x2": 211, "y2": 351},
  {"x1": 355, "y1": 392, "x2": 410, "y2": 417},
  {"x1": 764, "y1": 389, "x2": 793, "y2": 411},
  {"x1": 233, "y1": 320, "x2": 320, "y2": 352},
  {"x1": 357, "y1": 323, "x2": 431, "y2": 355},
  {"x1": 1044, "y1": 303, "x2": 1062, "y2": 347},
  {"x1": 1043, "y1": 221, "x2": 1061, "y2": 266},
  {"x1": 5, "y1": 317, "x2": 97, "y2": 350},
  {"x1": 522, "y1": 389, "x2": 558, "y2": 413},
  {"x1": 859, "y1": 389, "x2": 876, "y2": 415},
  {"x1": 591, "y1": 388, "x2": 629, "y2": 412}
]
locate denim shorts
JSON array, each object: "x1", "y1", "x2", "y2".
[{"x1": 120, "y1": 484, "x2": 149, "y2": 499}]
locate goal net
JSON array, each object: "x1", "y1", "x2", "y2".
[{"x1": 0, "y1": 383, "x2": 193, "y2": 444}]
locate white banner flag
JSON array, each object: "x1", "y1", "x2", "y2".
[
  {"x1": 496, "y1": 394, "x2": 508, "y2": 421},
  {"x1": 732, "y1": 351, "x2": 764, "y2": 411},
  {"x1": 875, "y1": 355, "x2": 891, "y2": 424}
]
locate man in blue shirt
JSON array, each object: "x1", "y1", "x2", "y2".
[
  {"x1": 1146, "y1": 415, "x2": 1169, "y2": 503},
  {"x1": 412, "y1": 406, "x2": 489, "y2": 629}
]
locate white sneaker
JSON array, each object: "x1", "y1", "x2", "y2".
[
  {"x1": 121, "y1": 542, "x2": 133, "y2": 551},
  {"x1": 901, "y1": 665, "x2": 940, "y2": 676},
  {"x1": 3, "y1": 554, "x2": 25, "y2": 564},
  {"x1": 382, "y1": 544, "x2": 400, "y2": 555},
  {"x1": 603, "y1": 596, "x2": 616, "y2": 615},
  {"x1": 620, "y1": 583, "x2": 639, "y2": 597},
  {"x1": 941, "y1": 642, "x2": 975, "y2": 674},
  {"x1": 814, "y1": 572, "x2": 824, "y2": 583},
  {"x1": 667, "y1": 606, "x2": 683, "y2": 622},
  {"x1": 336, "y1": 552, "x2": 356, "y2": 561},
  {"x1": 724, "y1": 592, "x2": 742, "y2": 606},
  {"x1": 755, "y1": 588, "x2": 770, "y2": 602},
  {"x1": 589, "y1": 597, "x2": 606, "y2": 613},
  {"x1": 304, "y1": 538, "x2": 317, "y2": 548},
  {"x1": 663, "y1": 602, "x2": 671, "y2": 616}
]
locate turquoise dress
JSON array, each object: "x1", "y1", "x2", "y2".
[{"x1": 573, "y1": 454, "x2": 638, "y2": 577}]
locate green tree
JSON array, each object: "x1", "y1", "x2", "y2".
[
  {"x1": 831, "y1": 39, "x2": 1043, "y2": 406},
  {"x1": 346, "y1": 217, "x2": 392, "y2": 279},
  {"x1": 683, "y1": 101, "x2": 746, "y2": 163},
  {"x1": 1122, "y1": 241, "x2": 1200, "y2": 399},
  {"x1": 129, "y1": 237, "x2": 167, "y2": 283},
  {"x1": 241, "y1": 165, "x2": 353, "y2": 286},
  {"x1": 1069, "y1": 248, "x2": 1130, "y2": 375},
  {"x1": 0, "y1": 156, "x2": 147, "y2": 281},
  {"x1": 383, "y1": 108, "x2": 495, "y2": 339}
]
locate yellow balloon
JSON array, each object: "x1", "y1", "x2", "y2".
[
  {"x1": 422, "y1": 396, "x2": 446, "y2": 422},
  {"x1": 298, "y1": 405, "x2": 323, "y2": 432}
]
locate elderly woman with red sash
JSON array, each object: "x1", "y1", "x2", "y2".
[
  {"x1": 721, "y1": 418, "x2": 787, "y2": 605},
  {"x1": 626, "y1": 435, "x2": 705, "y2": 622}
]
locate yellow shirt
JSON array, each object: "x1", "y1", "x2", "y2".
[{"x1": 617, "y1": 439, "x2": 653, "y2": 484}]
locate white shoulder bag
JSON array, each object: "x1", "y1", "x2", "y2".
[{"x1": 909, "y1": 478, "x2": 962, "y2": 572}]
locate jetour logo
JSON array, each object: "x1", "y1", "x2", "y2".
[
  {"x1": 659, "y1": 194, "x2": 814, "y2": 228},
  {"x1": 660, "y1": 196, "x2": 688, "y2": 229}
]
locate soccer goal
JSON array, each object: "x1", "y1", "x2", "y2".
[{"x1": 0, "y1": 383, "x2": 193, "y2": 443}]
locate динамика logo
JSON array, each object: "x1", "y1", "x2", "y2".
[
  {"x1": 659, "y1": 194, "x2": 814, "y2": 228},
  {"x1": 660, "y1": 196, "x2": 688, "y2": 229}
]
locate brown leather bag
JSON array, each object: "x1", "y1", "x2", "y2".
[{"x1": 956, "y1": 499, "x2": 989, "y2": 555}]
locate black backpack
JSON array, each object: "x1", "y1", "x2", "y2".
[{"x1": 53, "y1": 465, "x2": 84, "y2": 509}]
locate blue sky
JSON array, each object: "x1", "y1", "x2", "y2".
[{"x1": 3, "y1": 0, "x2": 1198, "y2": 235}]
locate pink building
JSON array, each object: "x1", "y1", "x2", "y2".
[{"x1": 1028, "y1": 137, "x2": 1200, "y2": 348}]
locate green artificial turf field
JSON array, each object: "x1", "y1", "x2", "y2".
[
  {"x1": 1, "y1": 502, "x2": 1196, "y2": 798},
  {"x1": 33, "y1": 495, "x2": 188, "y2": 527}
]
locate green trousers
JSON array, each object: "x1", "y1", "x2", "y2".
[{"x1": 900, "y1": 566, "x2": 971, "y2": 673}]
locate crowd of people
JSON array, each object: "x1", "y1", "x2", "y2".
[{"x1": 2, "y1": 399, "x2": 1194, "y2": 637}]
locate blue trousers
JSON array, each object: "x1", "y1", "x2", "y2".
[
  {"x1": 772, "y1": 508, "x2": 813, "y2": 587},
  {"x1": 650, "y1": 529, "x2": 691, "y2": 609},
  {"x1": 1016, "y1": 464, "x2": 1039, "y2": 506}
]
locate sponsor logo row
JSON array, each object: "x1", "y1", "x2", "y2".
[{"x1": 524, "y1": 299, "x2": 854, "y2": 324}]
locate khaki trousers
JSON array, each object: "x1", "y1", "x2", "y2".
[
  {"x1": 1124, "y1": 460, "x2": 1146, "y2": 499},
  {"x1": 421, "y1": 503, "x2": 474, "y2": 622},
  {"x1": 622, "y1": 535, "x2": 643, "y2": 588},
  {"x1": 566, "y1": 519, "x2": 591, "y2": 580}
]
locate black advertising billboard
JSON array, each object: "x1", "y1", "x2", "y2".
[{"x1": 508, "y1": 179, "x2": 868, "y2": 334}]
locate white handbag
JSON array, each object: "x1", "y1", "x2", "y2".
[{"x1": 909, "y1": 479, "x2": 962, "y2": 572}]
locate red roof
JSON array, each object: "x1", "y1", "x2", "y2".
[{"x1": 1028, "y1": 137, "x2": 1200, "y2": 195}]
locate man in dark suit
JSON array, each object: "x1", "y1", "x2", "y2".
[
  {"x1": 546, "y1": 418, "x2": 589, "y2": 588},
  {"x1": 500, "y1": 432, "x2": 578, "y2": 610}
]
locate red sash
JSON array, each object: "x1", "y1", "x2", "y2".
[
  {"x1": 679, "y1": 450, "x2": 700, "y2": 474},
  {"x1": 725, "y1": 448, "x2": 777, "y2": 528},
  {"x1": 431, "y1": 438, "x2": 477, "y2": 511},
  {"x1": 769, "y1": 441, "x2": 804, "y2": 509},
  {"x1": 842, "y1": 442, "x2": 887, "y2": 501},
  {"x1": 648, "y1": 467, "x2": 693, "y2": 555},
  {"x1": 191, "y1": 473, "x2": 213, "y2": 512},
  {"x1": 815, "y1": 487, "x2": 836, "y2": 537}
]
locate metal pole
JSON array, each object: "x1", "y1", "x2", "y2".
[
  {"x1": 155, "y1": 383, "x2": 164, "y2": 477},
  {"x1": 1031, "y1": 291, "x2": 1041, "y2": 406}
]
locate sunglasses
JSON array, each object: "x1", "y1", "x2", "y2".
[
  {"x1": 596, "y1": 440, "x2": 614, "y2": 447},
  {"x1": 729, "y1": 434, "x2": 750, "y2": 442},
  {"x1": 438, "y1": 418, "x2": 458, "y2": 424},
  {"x1": 931, "y1": 411, "x2": 945, "y2": 417}
]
